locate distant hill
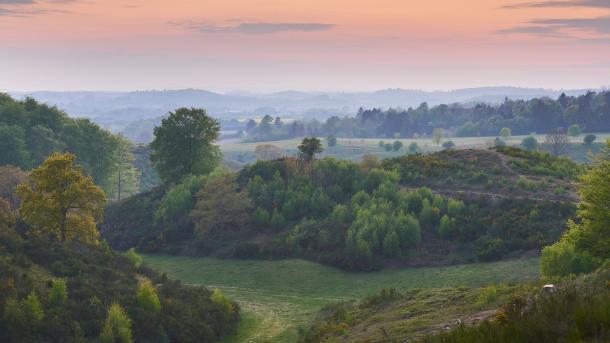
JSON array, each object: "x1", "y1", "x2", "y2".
[{"x1": 12, "y1": 87, "x2": 594, "y2": 123}]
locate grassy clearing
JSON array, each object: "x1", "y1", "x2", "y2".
[{"x1": 142, "y1": 255, "x2": 540, "y2": 343}]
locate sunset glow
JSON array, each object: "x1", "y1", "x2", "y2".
[{"x1": 2, "y1": 0, "x2": 610, "y2": 91}]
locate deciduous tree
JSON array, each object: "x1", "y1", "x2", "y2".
[
  {"x1": 150, "y1": 108, "x2": 220, "y2": 183},
  {"x1": 17, "y1": 153, "x2": 106, "y2": 243}
]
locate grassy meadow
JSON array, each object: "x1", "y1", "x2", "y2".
[
  {"x1": 143, "y1": 255, "x2": 540, "y2": 343},
  {"x1": 220, "y1": 133, "x2": 610, "y2": 164}
]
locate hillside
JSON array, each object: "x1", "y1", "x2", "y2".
[
  {"x1": 103, "y1": 147, "x2": 579, "y2": 270},
  {"x1": 300, "y1": 266, "x2": 610, "y2": 343},
  {"x1": 0, "y1": 228, "x2": 239, "y2": 342}
]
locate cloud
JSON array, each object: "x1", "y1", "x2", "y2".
[
  {"x1": 172, "y1": 21, "x2": 335, "y2": 34},
  {"x1": 497, "y1": 15, "x2": 610, "y2": 43},
  {"x1": 0, "y1": 0, "x2": 79, "y2": 17},
  {"x1": 530, "y1": 16, "x2": 610, "y2": 34},
  {"x1": 504, "y1": 0, "x2": 610, "y2": 9}
]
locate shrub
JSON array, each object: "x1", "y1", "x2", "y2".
[
  {"x1": 136, "y1": 279, "x2": 161, "y2": 312},
  {"x1": 126, "y1": 248, "x2": 143, "y2": 267},
  {"x1": 521, "y1": 136, "x2": 538, "y2": 150},
  {"x1": 392, "y1": 140, "x2": 403, "y2": 151},
  {"x1": 100, "y1": 303, "x2": 133, "y2": 343},
  {"x1": 541, "y1": 240, "x2": 596, "y2": 278},
  {"x1": 583, "y1": 134, "x2": 596, "y2": 145},
  {"x1": 49, "y1": 279, "x2": 68, "y2": 307},
  {"x1": 568, "y1": 124, "x2": 582, "y2": 137},
  {"x1": 383, "y1": 143, "x2": 393, "y2": 152},
  {"x1": 442, "y1": 141, "x2": 455, "y2": 150},
  {"x1": 327, "y1": 135, "x2": 337, "y2": 147}
]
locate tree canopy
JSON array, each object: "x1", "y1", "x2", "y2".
[
  {"x1": 150, "y1": 108, "x2": 221, "y2": 183},
  {"x1": 298, "y1": 137, "x2": 323, "y2": 162},
  {"x1": 17, "y1": 152, "x2": 106, "y2": 243}
]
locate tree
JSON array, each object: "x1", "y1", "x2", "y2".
[
  {"x1": 432, "y1": 128, "x2": 444, "y2": 145},
  {"x1": 0, "y1": 165, "x2": 27, "y2": 208},
  {"x1": 190, "y1": 174, "x2": 252, "y2": 239},
  {"x1": 255, "y1": 144, "x2": 283, "y2": 161},
  {"x1": 17, "y1": 153, "x2": 106, "y2": 243},
  {"x1": 541, "y1": 140, "x2": 610, "y2": 277},
  {"x1": 382, "y1": 229, "x2": 400, "y2": 257},
  {"x1": 521, "y1": 136, "x2": 539, "y2": 151},
  {"x1": 100, "y1": 303, "x2": 133, "y2": 343},
  {"x1": 150, "y1": 108, "x2": 221, "y2": 183},
  {"x1": 545, "y1": 129, "x2": 570, "y2": 156},
  {"x1": 327, "y1": 135, "x2": 337, "y2": 147},
  {"x1": 567, "y1": 124, "x2": 582, "y2": 137},
  {"x1": 109, "y1": 134, "x2": 140, "y2": 201},
  {"x1": 392, "y1": 140, "x2": 403, "y2": 151},
  {"x1": 583, "y1": 134, "x2": 596, "y2": 145},
  {"x1": 384, "y1": 143, "x2": 393, "y2": 151},
  {"x1": 0, "y1": 124, "x2": 30, "y2": 169},
  {"x1": 298, "y1": 137, "x2": 323, "y2": 162},
  {"x1": 136, "y1": 279, "x2": 161, "y2": 312},
  {"x1": 500, "y1": 127, "x2": 511, "y2": 138},
  {"x1": 571, "y1": 140, "x2": 610, "y2": 260},
  {"x1": 442, "y1": 141, "x2": 455, "y2": 150}
]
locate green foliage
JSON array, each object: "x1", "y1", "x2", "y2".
[
  {"x1": 326, "y1": 135, "x2": 337, "y2": 147},
  {"x1": 541, "y1": 239, "x2": 596, "y2": 278},
  {"x1": 298, "y1": 137, "x2": 323, "y2": 161},
  {"x1": 108, "y1": 135, "x2": 140, "y2": 201},
  {"x1": 17, "y1": 152, "x2": 106, "y2": 243},
  {"x1": 191, "y1": 174, "x2": 252, "y2": 239},
  {"x1": 0, "y1": 94, "x2": 121, "y2": 192},
  {"x1": 154, "y1": 174, "x2": 207, "y2": 223},
  {"x1": 438, "y1": 215, "x2": 456, "y2": 238},
  {"x1": 583, "y1": 134, "x2": 596, "y2": 145},
  {"x1": 567, "y1": 124, "x2": 582, "y2": 137},
  {"x1": 499, "y1": 127, "x2": 511, "y2": 138},
  {"x1": 0, "y1": 228, "x2": 239, "y2": 343},
  {"x1": 136, "y1": 279, "x2": 161, "y2": 312},
  {"x1": 211, "y1": 289, "x2": 234, "y2": 317},
  {"x1": 407, "y1": 142, "x2": 419, "y2": 154},
  {"x1": 100, "y1": 303, "x2": 133, "y2": 343},
  {"x1": 442, "y1": 140, "x2": 455, "y2": 150},
  {"x1": 150, "y1": 107, "x2": 221, "y2": 183},
  {"x1": 494, "y1": 137, "x2": 506, "y2": 147},
  {"x1": 252, "y1": 207, "x2": 270, "y2": 227},
  {"x1": 126, "y1": 248, "x2": 143, "y2": 267},
  {"x1": 392, "y1": 140, "x2": 403, "y2": 151},
  {"x1": 521, "y1": 136, "x2": 539, "y2": 150},
  {"x1": 49, "y1": 279, "x2": 68, "y2": 307}
]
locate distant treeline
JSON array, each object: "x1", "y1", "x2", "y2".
[
  {"x1": 244, "y1": 91, "x2": 610, "y2": 140},
  {"x1": 0, "y1": 93, "x2": 139, "y2": 200}
]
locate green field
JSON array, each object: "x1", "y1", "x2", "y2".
[
  {"x1": 220, "y1": 133, "x2": 610, "y2": 164},
  {"x1": 142, "y1": 255, "x2": 540, "y2": 343}
]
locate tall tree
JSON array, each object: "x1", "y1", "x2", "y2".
[
  {"x1": 17, "y1": 153, "x2": 106, "y2": 243},
  {"x1": 109, "y1": 134, "x2": 140, "y2": 201},
  {"x1": 150, "y1": 108, "x2": 220, "y2": 183},
  {"x1": 298, "y1": 137, "x2": 323, "y2": 162}
]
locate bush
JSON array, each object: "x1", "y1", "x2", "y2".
[
  {"x1": 126, "y1": 248, "x2": 143, "y2": 267},
  {"x1": 583, "y1": 134, "x2": 596, "y2": 145},
  {"x1": 392, "y1": 140, "x2": 403, "y2": 151},
  {"x1": 327, "y1": 135, "x2": 337, "y2": 147},
  {"x1": 521, "y1": 136, "x2": 538, "y2": 150},
  {"x1": 568, "y1": 124, "x2": 582, "y2": 137},
  {"x1": 541, "y1": 240, "x2": 596, "y2": 278},
  {"x1": 442, "y1": 141, "x2": 455, "y2": 150},
  {"x1": 49, "y1": 279, "x2": 68, "y2": 307},
  {"x1": 100, "y1": 303, "x2": 133, "y2": 343},
  {"x1": 500, "y1": 127, "x2": 511, "y2": 138},
  {"x1": 136, "y1": 279, "x2": 161, "y2": 312}
]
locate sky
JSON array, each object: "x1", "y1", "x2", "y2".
[{"x1": 1, "y1": 0, "x2": 610, "y2": 92}]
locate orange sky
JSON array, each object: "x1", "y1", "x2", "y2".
[{"x1": 1, "y1": 0, "x2": 610, "y2": 91}]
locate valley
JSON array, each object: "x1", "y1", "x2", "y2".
[{"x1": 143, "y1": 255, "x2": 540, "y2": 342}]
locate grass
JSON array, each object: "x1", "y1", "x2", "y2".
[
  {"x1": 220, "y1": 133, "x2": 610, "y2": 164},
  {"x1": 142, "y1": 255, "x2": 540, "y2": 343}
]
